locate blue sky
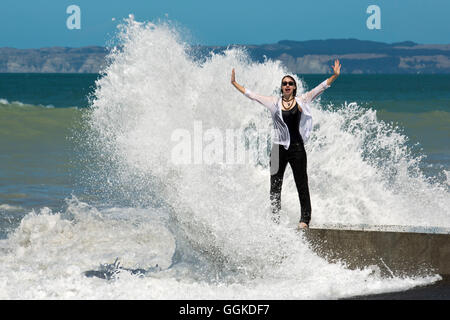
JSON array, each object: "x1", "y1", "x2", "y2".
[{"x1": 1, "y1": 0, "x2": 449, "y2": 48}]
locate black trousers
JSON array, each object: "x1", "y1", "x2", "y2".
[{"x1": 270, "y1": 142, "x2": 312, "y2": 225}]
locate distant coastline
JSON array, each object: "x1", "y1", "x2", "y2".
[{"x1": 1, "y1": 39, "x2": 449, "y2": 74}]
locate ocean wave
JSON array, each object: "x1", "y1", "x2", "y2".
[
  {"x1": 0, "y1": 204, "x2": 23, "y2": 212},
  {"x1": 70, "y1": 17, "x2": 449, "y2": 298},
  {"x1": 0, "y1": 196, "x2": 440, "y2": 299},
  {"x1": 0, "y1": 97, "x2": 78, "y2": 109}
]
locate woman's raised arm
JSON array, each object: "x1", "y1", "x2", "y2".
[
  {"x1": 300, "y1": 59, "x2": 341, "y2": 103},
  {"x1": 326, "y1": 59, "x2": 341, "y2": 86},
  {"x1": 231, "y1": 68, "x2": 277, "y2": 112},
  {"x1": 231, "y1": 68, "x2": 245, "y2": 94}
]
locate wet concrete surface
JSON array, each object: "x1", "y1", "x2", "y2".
[
  {"x1": 304, "y1": 226, "x2": 450, "y2": 279},
  {"x1": 303, "y1": 225, "x2": 450, "y2": 299}
]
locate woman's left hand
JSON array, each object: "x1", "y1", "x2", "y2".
[{"x1": 332, "y1": 59, "x2": 341, "y2": 76}]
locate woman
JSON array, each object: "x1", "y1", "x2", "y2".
[{"x1": 231, "y1": 59, "x2": 341, "y2": 229}]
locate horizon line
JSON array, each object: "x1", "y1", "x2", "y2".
[{"x1": 2, "y1": 38, "x2": 450, "y2": 50}]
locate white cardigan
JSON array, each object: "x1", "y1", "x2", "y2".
[{"x1": 244, "y1": 79, "x2": 330, "y2": 149}]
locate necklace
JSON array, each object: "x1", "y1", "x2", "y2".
[{"x1": 282, "y1": 96, "x2": 295, "y2": 109}]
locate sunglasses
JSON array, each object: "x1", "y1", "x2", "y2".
[{"x1": 282, "y1": 81, "x2": 295, "y2": 86}]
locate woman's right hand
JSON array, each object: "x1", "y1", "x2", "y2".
[{"x1": 231, "y1": 68, "x2": 236, "y2": 84}]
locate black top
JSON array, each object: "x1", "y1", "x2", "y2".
[{"x1": 282, "y1": 102, "x2": 303, "y2": 144}]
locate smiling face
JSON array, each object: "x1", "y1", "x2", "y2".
[{"x1": 281, "y1": 76, "x2": 297, "y2": 97}]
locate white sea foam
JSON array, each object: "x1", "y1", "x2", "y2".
[
  {"x1": 307, "y1": 102, "x2": 450, "y2": 227},
  {"x1": 0, "y1": 98, "x2": 59, "y2": 109},
  {"x1": 0, "y1": 197, "x2": 439, "y2": 299},
  {"x1": 445, "y1": 170, "x2": 450, "y2": 186},
  {"x1": 2, "y1": 17, "x2": 448, "y2": 299},
  {"x1": 0, "y1": 204, "x2": 22, "y2": 212}
]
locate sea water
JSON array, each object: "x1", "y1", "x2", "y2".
[{"x1": 0, "y1": 17, "x2": 448, "y2": 299}]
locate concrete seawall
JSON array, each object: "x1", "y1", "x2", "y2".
[{"x1": 304, "y1": 225, "x2": 450, "y2": 279}]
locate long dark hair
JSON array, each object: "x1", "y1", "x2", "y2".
[{"x1": 280, "y1": 75, "x2": 297, "y2": 96}]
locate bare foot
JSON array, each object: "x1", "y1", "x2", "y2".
[{"x1": 297, "y1": 222, "x2": 309, "y2": 230}]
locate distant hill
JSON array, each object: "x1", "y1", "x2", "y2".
[
  {"x1": 1, "y1": 39, "x2": 450, "y2": 73},
  {"x1": 0, "y1": 46, "x2": 108, "y2": 73}
]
